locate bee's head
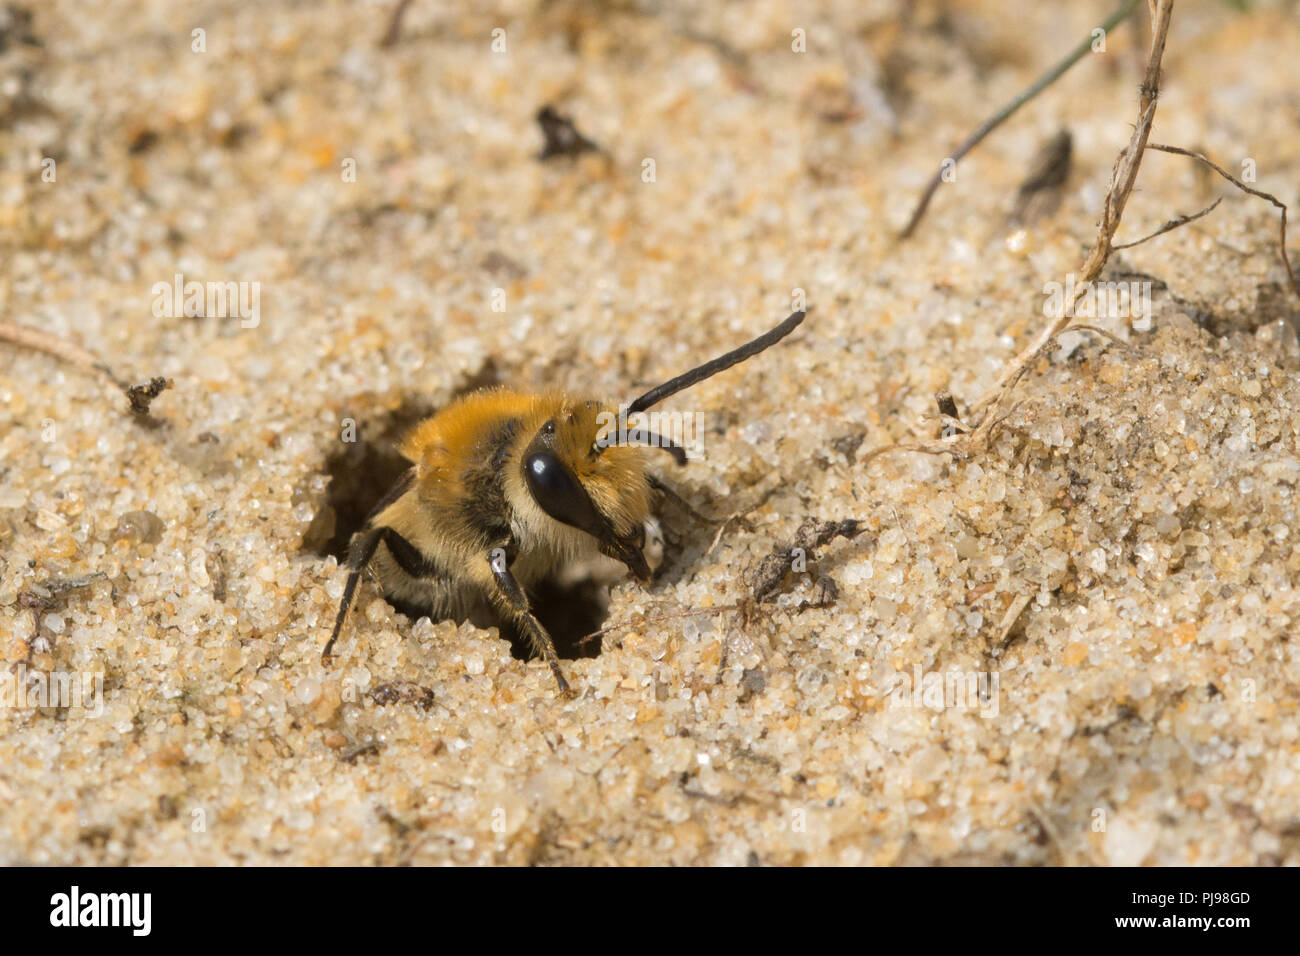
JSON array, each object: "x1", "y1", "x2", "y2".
[
  {"x1": 521, "y1": 401, "x2": 653, "y2": 581},
  {"x1": 518, "y1": 309, "x2": 806, "y2": 581}
]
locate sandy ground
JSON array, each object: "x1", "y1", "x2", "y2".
[{"x1": 1, "y1": 0, "x2": 1299, "y2": 864}]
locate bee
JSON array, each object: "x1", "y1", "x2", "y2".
[{"x1": 323, "y1": 309, "x2": 806, "y2": 691}]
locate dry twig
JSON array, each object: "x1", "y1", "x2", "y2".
[
  {"x1": 1145, "y1": 143, "x2": 1299, "y2": 300},
  {"x1": 865, "y1": 0, "x2": 1174, "y2": 468},
  {"x1": 0, "y1": 320, "x2": 172, "y2": 418},
  {"x1": 900, "y1": 0, "x2": 1143, "y2": 239},
  {"x1": 1111, "y1": 196, "x2": 1221, "y2": 250},
  {"x1": 965, "y1": 0, "x2": 1175, "y2": 430}
]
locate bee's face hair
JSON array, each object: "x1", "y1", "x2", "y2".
[{"x1": 522, "y1": 400, "x2": 652, "y2": 578}]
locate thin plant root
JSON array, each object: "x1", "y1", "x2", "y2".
[
  {"x1": 1145, "y1": 143, "x2": 1300, "y2": 301},
  {"x1": 0, "y1": 320, "x2": 172, "y2": 418}
]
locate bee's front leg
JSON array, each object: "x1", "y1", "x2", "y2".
[
  {"x1": 324, "y1": 526, "x2": 385, "y2": 660},
  {"x1": 486, "y1": 543, "x2": 570, "y2": 693}
]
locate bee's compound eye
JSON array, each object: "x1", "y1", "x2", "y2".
[{"x1": 524, "y1": 452, "x2": 605, "y2": 539}]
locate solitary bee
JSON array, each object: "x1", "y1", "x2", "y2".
[{"x1": 324, "y1": 310, "x2": 805, "y2": 691}]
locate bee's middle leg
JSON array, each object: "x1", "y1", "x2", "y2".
[{"x1": 486, "y1": 546, "x2": 569, "y2": 692}]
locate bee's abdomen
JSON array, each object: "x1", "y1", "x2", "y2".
[
  {"x1": 378, "y1": 525, "x2": 453, "y2": 580},
  {"x1": 370, "y1": 538, "x2": 479, "y2": 623}
]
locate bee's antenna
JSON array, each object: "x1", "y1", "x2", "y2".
[
  {"x1": 636, "y1": 433, "x2": 688, "y2": 464},
  {"x1": 626, "y1": 310, "x2": 805, "y2": 414},
  {"x1": 598, "y1": 429, "x2": 689, "y2": 464}
]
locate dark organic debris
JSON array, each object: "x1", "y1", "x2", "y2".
[
  {"x1": 536, "y1": 105, "x2": 599, "y2": 160},
  {"x1": 378, "y1": 0, "x2": 413, "y2": 48},
  {"x1": 831, "y1": 432, "x2": 866, "y2": 464},
  {"x1": 1012, "y1": 129, "x2": 1072, "y2": 224},
  {"x1": 127, "y1": 127, "x2": 158, "y2": 154},
  {"x1": 738, "y1": 667, "x2": 767, "y2": 703},
  {"x1": 126, "y1": 376, "x2": 173, "y2": 416},
  {"x1": 206, "y1": 548, "x2": 228, "y2": 603},
  {"x1": 480, "y1": 250, "x2": 527, "y2": 280},
  {"x1": 17, "y1": 572, "x2": 107, "y2": 658},
  {"x1": 0, "y1": 321, "x2": 174, "y2": 421},
  {"x1": 803, "y1": 574, "x2": 839, "y2": 609},
  {"x1": 0, "y1": 3, "x2": 40, "y2": 55},
  {"x1": 369, "y1": 680, "x2": 435, "y2": 710},
  {"x1": 936, "y1": 392, "x2": 959, "y2": 420},
  {"x1": 340, "y1": 739, "x2": 384, "y2": 764},
  {"x1": 936, "y1": 391, "x2": 965, "y2": 438},
  {"x1": 750, "y1": 518, "x2": 863, "y2": 605}
]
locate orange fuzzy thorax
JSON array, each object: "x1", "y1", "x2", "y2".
[
  {"x1": 398, "y1": 388, "x2": 553, "y2": 472},
  {"x1": 397, "y1": 388, "x2": 651, "y2": 539}
]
